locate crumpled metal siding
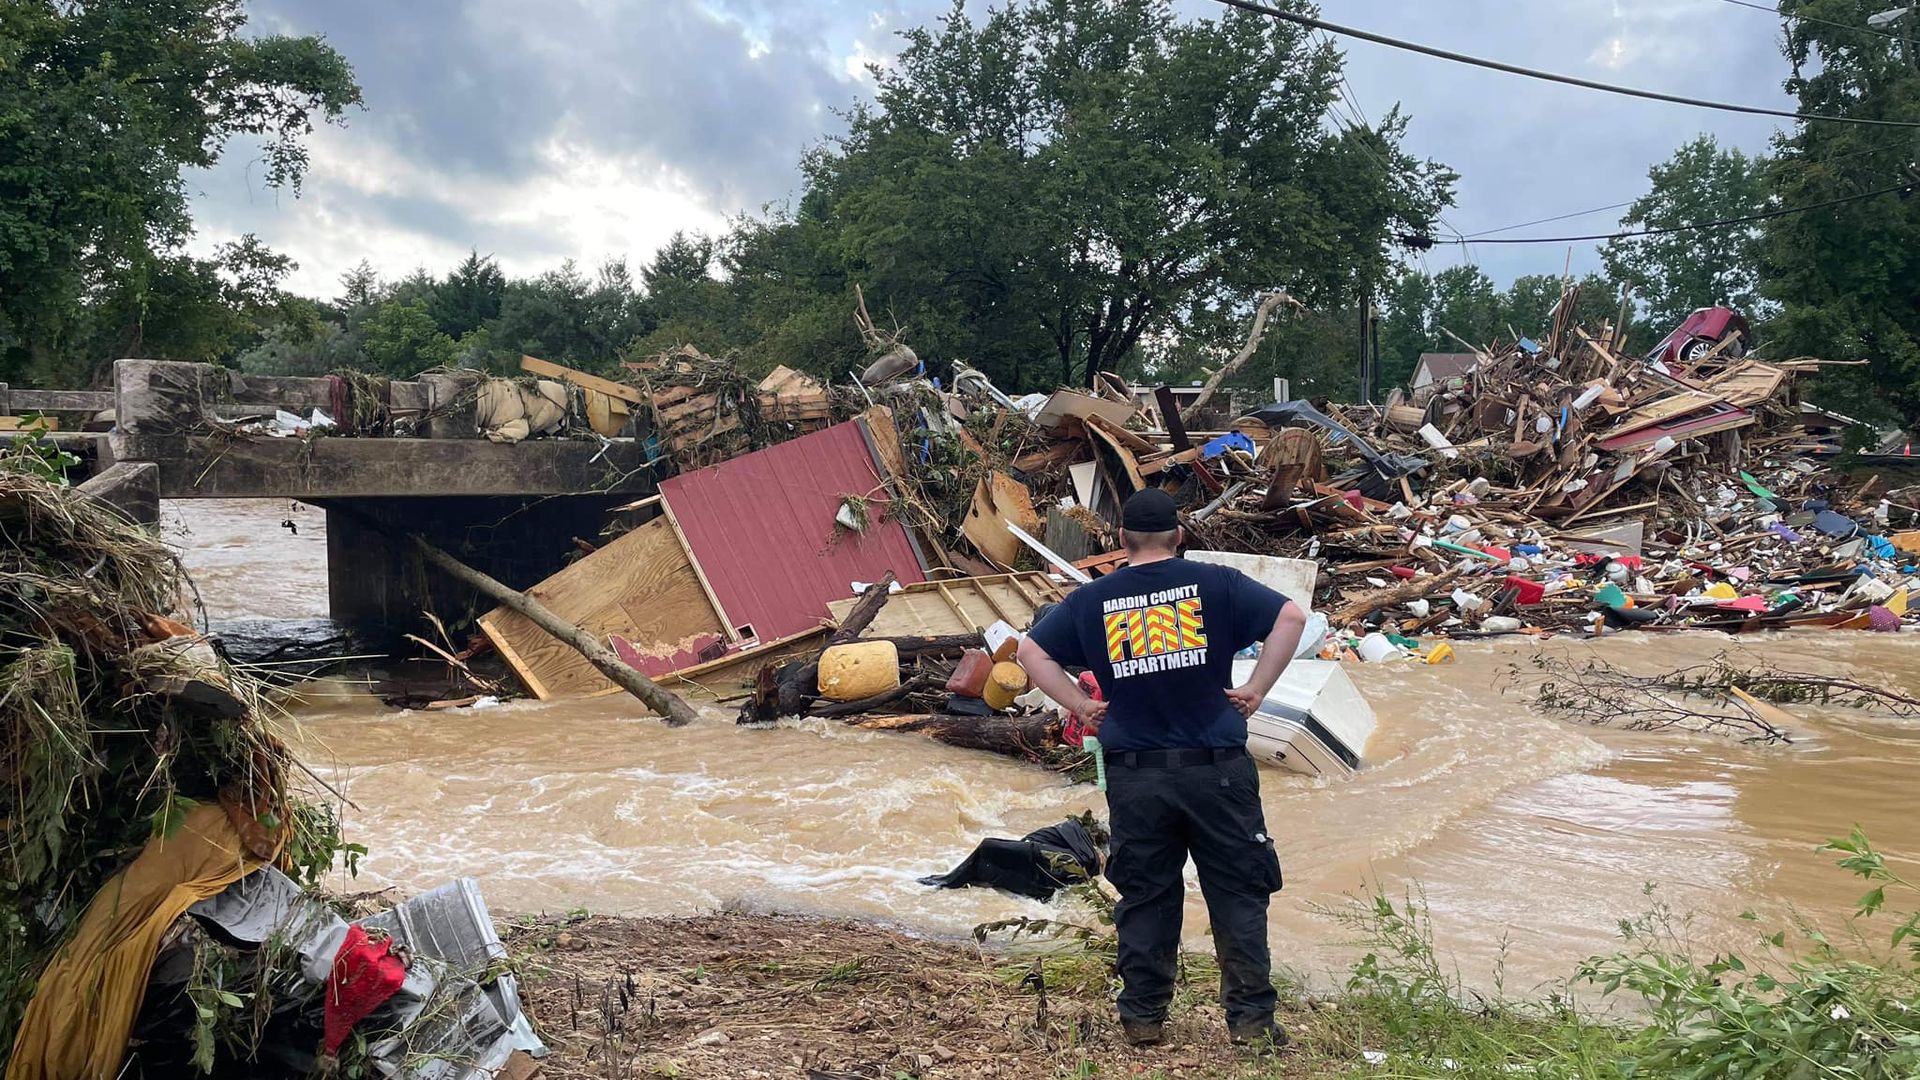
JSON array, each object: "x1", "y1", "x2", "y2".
[{"x1": 660, "y1": 421, "x2": 927, "y2": 641}]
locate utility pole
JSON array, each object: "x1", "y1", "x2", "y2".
[{"x1": 1356, "y1": 287, "x2": 1377, "y2": 404}]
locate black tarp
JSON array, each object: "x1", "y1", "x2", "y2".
[{"x1": 919, "y1": 818, "x2": 1102, "y2": 901}]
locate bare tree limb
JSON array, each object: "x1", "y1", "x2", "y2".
[{"x1": 1181, "y1": 291, "x2": 1303, "y2": 423}]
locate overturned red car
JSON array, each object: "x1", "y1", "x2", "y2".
[{"x1": 1647, "y1": 306, "x2": 1751, "y2": 366}]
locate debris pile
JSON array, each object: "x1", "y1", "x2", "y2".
[
  {"x1": 0, "y1": 465, "x2": 543, "y2": 1079},
  {"x1": 459, "y1": 287, "x2": 1915, "y2": 763}
]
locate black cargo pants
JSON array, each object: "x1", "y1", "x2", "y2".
[{"x1": 1103, "y1": 747, "x2": 1282, "y2": 1030}]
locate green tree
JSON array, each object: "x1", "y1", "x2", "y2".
[
  {"x1": 1602, "y1": 135, "x2": 1769, "y2": 331},
  {"x1": 429, "y1": 251, "x2": 506, "y2": 339},
  {"x1": 776, "y1": 0, "x2": 1453, "y2": 391},
  {"x1": 0, "y1": 0, "x2": 361, "y2": 385},
  {"x1": 360, "y1": 299, "x2": 456, "y2": 376},
  {"x1": 1759, "y1": 1, "x2": 1920, "y2": 423}
]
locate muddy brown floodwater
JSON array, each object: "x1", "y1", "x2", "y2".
[{"x1": 168, "y1": 498, "x2": 1920, "y2": 991}]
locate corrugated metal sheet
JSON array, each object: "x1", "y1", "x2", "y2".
[{"x1": 660, "y1": 420, "x2": 927, "y2": 641}]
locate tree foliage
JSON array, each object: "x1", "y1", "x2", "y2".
[
  {"x1": 777, "y1": 0, "x2": 1455, "y2": 390},
  {"x1": 1602, "y1": 135, "x2": 1770, "y2": 330},
  {"x1": 1758, "y1": 0, "x2": 1920, "y2": 424},
  {"x1": 0, "y1": 0, "x2": 361, "y2": 386}
]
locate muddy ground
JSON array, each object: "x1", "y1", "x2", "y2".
[{"x1": 504, "y1": 911, "x2": 1356, "y2": 1080}]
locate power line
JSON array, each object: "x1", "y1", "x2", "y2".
[
  {"x1": 1418, "y1": 178, "x2": 1915, "y2": 244},
  {"x1": 1464, "y1": 200, "x2": 1639, "y2": 238},
  {"x1": 1209, "y1": 0, "x2": 1920, "y2": 129},
  {"x1": 1713, "y1": 0, "x2": 1904, "y2": 43},
  {"x1": 1460, "y1": 143, "x2": 1908, "y2": 239}
]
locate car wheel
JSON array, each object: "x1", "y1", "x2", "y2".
[{"x1": 1678, "y1": 336, "x2": 1716, "y2": 364}]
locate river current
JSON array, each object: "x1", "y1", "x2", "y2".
[{"x1": 166, "y1": 497, "x2": 1920, "y2": 990}]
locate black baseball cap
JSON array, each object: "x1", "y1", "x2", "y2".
[{"x1": 1122, "y1": 489, "x2": 1180, "y2": 532}]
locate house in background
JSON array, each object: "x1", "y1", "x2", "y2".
[{"x1": 1411, "y1": 352, "x2": 1480, "y2": 392}]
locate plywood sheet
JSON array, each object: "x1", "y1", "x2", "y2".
[
  {"x1": 826, "y1": 574, "x2": 1069, "y2": 637},
  {"x1": 961, "y1": 471, "x2": 1041, "y2": 569},
  {"x1": 478, "y1": 515, "x2": 728, "y2": 700}
]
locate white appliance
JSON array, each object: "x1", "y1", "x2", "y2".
[{"x1": 1232, "y1": 658, "x2": 1376, "y2": 779}]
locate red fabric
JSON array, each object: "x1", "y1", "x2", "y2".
[
  {"x1": 1503, "y1": 576, "x2": 1546, "y2": 605},
  {"x1": 1715, "y1": 595, "x2": 1768, "y2": 613},
  {"x1": 1061, "y1": 672, "x2": 1105, "y2": 748},
  {"x1": 323, "y1": 925, "x2": 408, "y2": 1056}
]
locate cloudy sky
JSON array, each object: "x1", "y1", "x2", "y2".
[{"x1": 187, "y1": 0, "x2": 1797, "y2": 299}]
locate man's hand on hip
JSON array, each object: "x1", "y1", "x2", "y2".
[
  {"x1": 1225, "y1": 686, "x2": 1262, "y2": 718},
  {"x1": 1078, "y1": 698, "x2": 1109, "y2": 735}
]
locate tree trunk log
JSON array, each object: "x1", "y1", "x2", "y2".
[
  {"x1": 356, "y1": 515, "x2": 702, "y2": 726},
  {"x1": 1329, "y1": 567, "x2": 1467, "y2": 627},
  {"x1": 879, "y1": 633, "x2": 985, "y2": 656},
  {"x1": 809, "y1": 675, "x2": 930, "y2": 718},
  {"x1": 828, "y1": 571, "x2": 898, "y2": 645},
  {"x1": 841, "y1": 712, "x2": 1060, "y2": 757}
]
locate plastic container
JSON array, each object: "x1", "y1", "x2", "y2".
[
  {"x1": 1356, "y1": 633, "x2": 1399, "y2": 662},
  {"x1": 1424, "y1": 642, "x2": 1455, "y2": 664},
  {"x1": 983, "y1": 661, "x2": 1029, "y2": 710},
  {"x1": 945, "y1": 648, "x2": 993, "y2": 697},
  {"x1": 985, "y1": 620, "x2": 1023, "y2": 662}
]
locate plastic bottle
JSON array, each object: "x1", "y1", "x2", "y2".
[{"x1": 1084, "y1": 735, "x2": 1108, "y2": 792}]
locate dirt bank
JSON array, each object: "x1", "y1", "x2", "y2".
[{"x1": 505, "y1": 911, "x2": 1348, "y2": 1079}]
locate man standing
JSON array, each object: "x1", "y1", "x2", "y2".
[{"x1": 1018, "y1": 489, "x2": 1308, "y2": 1049}]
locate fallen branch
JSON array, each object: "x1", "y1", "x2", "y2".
[
  {"x1": 1329, "y1": 567, "x2": 1467, "y2": 627},
  {"x1": 829, "y1": 571, "x2": 899, "y2": 645},
  {"x1": 842, "y1": 711, "x2": 1060, "y2": 757},
  {"x1": 1504, "y1": 653, "x2": 1794, "y2": 744},
  {"x1": 1181, "y1": 291, "x2": 1301, "y2": 423}
]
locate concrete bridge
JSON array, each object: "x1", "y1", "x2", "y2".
[{"x1": 12, "y1": 359, "x2": 659, "y2": 633}]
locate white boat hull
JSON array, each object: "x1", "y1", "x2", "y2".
[{"x1": 1232, "y1": 659, "x2": 1376, "y2": 779}]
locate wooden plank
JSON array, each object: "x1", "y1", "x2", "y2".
[
  {"x1": 826, "y1": 574, "x2": 1058, "y2": 637},
  {"x1": 934, "y1": 582, "x2": 979, "y2": 633},
  {"x1": 1155, "y1": 386, "x2": 1193, "y2": 452},
  {"x1": 520, "y1": 354, "x2": 648, "y2": 405},
  {"x1": 477, "y1": 514, "x2": 729, "y2": 699},
  {"x1": 5, "y1": 388, "x2": 112, "y2": 413},
  {"x1": 661, "y1": 497, "x2": 740, "y2": 642}
]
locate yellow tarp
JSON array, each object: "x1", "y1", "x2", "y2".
[{"x1": 8, "y1": 803, "x2": 278, "y2": 1080}]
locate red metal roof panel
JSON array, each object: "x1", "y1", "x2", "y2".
[{"x1": 659, "y1": 420, "x2": 927, "y2": 641}]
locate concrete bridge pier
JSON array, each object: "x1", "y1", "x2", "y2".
[{"x1": 319, "y1": 494, "x2": 630, "y2": 636}]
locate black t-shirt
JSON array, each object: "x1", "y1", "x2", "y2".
[{"x1": 1026, "y1": 558, "x2": 1288, "y2": 752}]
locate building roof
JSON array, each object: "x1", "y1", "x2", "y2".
[
  {"x1": 659, "y1": 420, "x2": 928, "y2": 641},
  {"x1": 1415, "y1": 353, "x2": 1480, "y2": 382}
]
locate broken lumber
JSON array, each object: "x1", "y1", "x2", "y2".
[{"x1": 354, "y1": 514, "x2": 702, "y2": 725}]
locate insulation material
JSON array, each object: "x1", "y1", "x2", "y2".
[{"x1": 818, "y1": 640, "x2": 901, "y2": 701}]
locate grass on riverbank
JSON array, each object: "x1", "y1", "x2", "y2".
[{"x1": 505, "y1": 831, "x2": 1920, "y2": 1079}]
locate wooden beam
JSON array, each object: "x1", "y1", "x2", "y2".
[{"x1": 520, "y1": 354, "x2": 649, "y2": 405}]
